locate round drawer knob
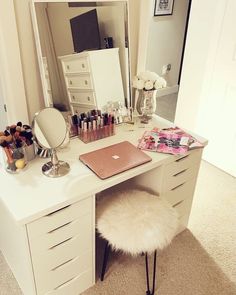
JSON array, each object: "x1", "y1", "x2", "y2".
[
  {"x1": 66, "y1": 65, "x2": 70, "y2": 70},
  {"x1": 82, "y1": 63, "x2": 85, "y2": 68},
  {"x1": 69, "y1": 80, "x2": 73, "y2": 85},
  {"x1": 87, "y1": 96, "x2": 91, "y2": 101},
  {"x1": 72, "y1": 95, "x2": 75, "y2": 100},
  {"x1": 84, "y1": 80, "x2": 88, "y2": 85}
]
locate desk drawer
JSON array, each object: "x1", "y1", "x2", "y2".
[
  {"x1": 69, "y1": 90, "x2": 95, "y2": 105},
  {"x1": 66, "y1": 74, "x2": 92, "y2": 89},
  {"x1": 71, "y1": 104, "x2": 96, "y2": 115},
  {"x1": 30, "y1": 213, "x2": 92, "y2": 254},
  {"x1": 31, "y1": 220, "x2": 92, "y2": 271},
  {"x1": 163, "y1": 178, "x2": 196, "y2": 206},
  {"x1": 46, "y1": 269, "x2": 93, "y2": 295},
  {"x1": 163, "y1": 163, "x2": 199, "y2": 191},
  {"x1": 63, "y1": 58, "x2": 89, "y2": 73},
  {"x1": 173, "y1": 197, "x2": 193, "y2": 218},
  {"x1": 35, "y1": 251, "x2": 92, "y2": 295},
  {"x1": 27, "y1": 197, "x2": 92, "y2": 239},
  {"x1": 164, "y1": 150, "x2": 202, "y2": 179}
]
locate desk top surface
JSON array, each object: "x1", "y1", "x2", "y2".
[{"x1": 0, "y1": 116, "x2": 207, "y2": 225}]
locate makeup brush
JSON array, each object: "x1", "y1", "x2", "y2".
[{"x1": 0, "y1": 141, "x2": 16, "y2": 171}]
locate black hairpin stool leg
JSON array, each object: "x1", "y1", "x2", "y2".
[
  {"x1": 101, "y1": 241, "x2": 111, "y2": 281},
  {"x1": 145, "y1": 250, "x2": 157, "y2": 295}
]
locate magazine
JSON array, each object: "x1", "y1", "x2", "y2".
[{"x1": 138, "y1": 127, "x2": 203, "y2": 155}]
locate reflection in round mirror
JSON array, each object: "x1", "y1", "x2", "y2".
[
  {"x1": 32, "y1": 107, "x2": 70, "y2": 177},
  {"x1": 33, "y1": 107, "x2": 67, "y2": 149}
]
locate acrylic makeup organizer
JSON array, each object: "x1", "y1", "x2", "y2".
[
  {"x1": 68, "y1": 110, "x2": 116, "y2": 144},
  {"x1": 78, "y1": 123, "x2": 115, "y2": 143}
]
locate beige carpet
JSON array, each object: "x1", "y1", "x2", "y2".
[{"x1": 1, "y1": 161, "x2": 236, "y2": 295}]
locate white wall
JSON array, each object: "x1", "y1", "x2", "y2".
[
  {"x1": 175, "y1": 0, "x2": 236, "y2": 176},
  {"x1": 0, "y1": 0, "x2": 29, "y2": 125},
  {"x1": 47, "y1": 3, "x2": 125, "y2": 56},
  {"x1": 146, "y1": 0, "x2": 189, "y2": 86},
  {"x1": 175, "y1": 0, "x2": 219, "y2": 131},
  {"x1": 0, "y1": 79, "x2": 8, "y2": 130}
]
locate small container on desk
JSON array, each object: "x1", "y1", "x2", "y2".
[
  {"x1": 78, "y1": 115, "x2": 115, "y2": 143},
  {"x1": 23, "y1": 143, "x2": 36, "y2": 162},
  {"x1": 67, "y1": 109, "x2": 116, "y2": 143},
  {"x1": 1, "y1": 145, "x2": 27, "y2": 173}
]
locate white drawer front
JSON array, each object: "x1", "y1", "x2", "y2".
[
  {"x1": 31, "y1": 219, "x2": 92, "y2": 272},
  {"x1": 163, "y1": 163, "x2": 200, "y2": 191},
  {"x1": 30, "y1": 213, "x2": 92, "y2": 254},
  {"x1": 69, "y1": 91, "x2": 95, "y2": 105},
  {"x1": 63, "y1": 58, "x2": 89, "y2": 73},
  {"x1": 27, "y1": 196, "x2": 94, "y2": 295},
  {"x1": 71, "y1": 104, "x2": 95, "y2": 115},
  {"x1": 27, "y1": 197, "x2": 92, "y2": 239},
  {"x1": 45, "y1": 269, "x2": 93, "y2": 295},
  {"x1": 163, "y1": 178, "x2": 196, "y2": 206},
  {"x1": 36, "y1": 251, "x2": 92, "y2": 295},
  {"x1": 164, "y1": 149, "x2": 202, "y2": 179},
  {"x1": 66, "y1": 75, "x2": 92, "y2": 89},
  {"x1": 173, "y1": 197, "x2": 193, "y2": 218}
]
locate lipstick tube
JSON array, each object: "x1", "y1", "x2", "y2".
[{"x1": 83, "y1": 120, "x2": 88, "y2": 143}]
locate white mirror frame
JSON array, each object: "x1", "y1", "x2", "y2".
[{"x1": 30, "y1": 0, "x2": 132, "y2": 110}]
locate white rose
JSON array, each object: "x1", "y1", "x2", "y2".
[
  {"x1": 154, "y1": 77, "x2": 167, "y2": 89},
  {"x1": 144, "y1": 80, "x2": 154, "y2": 90},
  {"x1": 135, "y1": 79, "x2": 145, "y2": 90},
  {"x1": 139, "y1": 71, "x2": 160, "y2": 81}
]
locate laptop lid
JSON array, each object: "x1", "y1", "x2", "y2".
[{"x1": 79, "y1": 141, "x2": 152, "y2": 179}]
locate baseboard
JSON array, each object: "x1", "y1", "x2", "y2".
[{"x1": 156, "y1": 85, "x2": 179, "y2": 97}]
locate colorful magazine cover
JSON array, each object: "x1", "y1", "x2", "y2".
[{"x1": 138, "y1": 127, "x2": 203, "y2": 155}]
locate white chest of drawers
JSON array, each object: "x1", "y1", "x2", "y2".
[
  {"x1": 27, "y1": 197, "x2": 94, "y2": 295},
  {"x1": 59, "y1": 48, "x2": 125, "y2": 114}
]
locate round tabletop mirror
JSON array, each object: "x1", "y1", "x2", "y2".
[{"x1": 32, "y1": 107, "x2": 70, "y2": 177}]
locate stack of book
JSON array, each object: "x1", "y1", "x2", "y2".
[{"x1": 138, "y1": 127, "x2": 203, "y2": 155}]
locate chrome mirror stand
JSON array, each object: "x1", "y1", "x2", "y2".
[{"x1": 42, "y1": 148, "x2": 70, "y2": 178}]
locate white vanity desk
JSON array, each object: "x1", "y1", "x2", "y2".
[{"x1": 0, "y1": 116, "x2": 207, "y2": 295}]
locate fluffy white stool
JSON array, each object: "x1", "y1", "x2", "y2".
[{"x1": 96, "y1": 188, "x2": 179, "y2": 295}]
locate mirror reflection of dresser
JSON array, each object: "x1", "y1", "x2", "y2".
[
  {"x1": 59, "y1": 48, "x2": 125, "y2": 114},
  {"x1": 31, "y1": 0, "x2": 131, "y2": 116}
]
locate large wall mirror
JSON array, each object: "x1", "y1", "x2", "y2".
[
  {"x1": 31, "y1": 0, "x2": 131, "y2": 116},
  {"x1": 139, "y1": 0, "x2": 191, "y2": 122}
]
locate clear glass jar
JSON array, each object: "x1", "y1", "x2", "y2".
[{"x1": 1, "y1": 146, "x2": 27, "y2": 173}]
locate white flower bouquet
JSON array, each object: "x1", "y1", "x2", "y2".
[{"x1": 132, "y1": 71, "x2": 167, "y2": 91}]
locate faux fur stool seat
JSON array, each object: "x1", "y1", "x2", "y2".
[{"x1": 96, "y1": 188, "x2": 179, "y2": 295}]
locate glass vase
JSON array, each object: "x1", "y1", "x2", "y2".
[
  {"x1": 1, "y1": 146, "x2": 26, "y2": 173},
  {"x1": 136, "y1": 89, "x2": 157, "y2": 123}
]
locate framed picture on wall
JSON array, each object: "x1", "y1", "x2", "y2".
[{"x1": 154, "y1": 0, "x2": 175, "y2": 16}]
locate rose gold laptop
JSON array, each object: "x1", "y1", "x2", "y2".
[{"x1": 79, "y1": 141, "x2": 152, "y2": 179}]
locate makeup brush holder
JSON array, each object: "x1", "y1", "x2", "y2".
[
  {"x1": 1, "y1": 146, "x2": 27, "y2": 173},
  {"x1": 23, "y1": 143, "x2": 36, "y2": 162}
]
